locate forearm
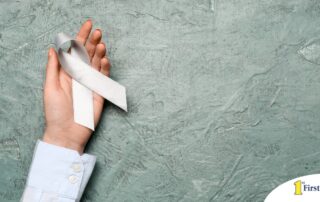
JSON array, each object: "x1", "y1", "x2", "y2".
[{"x1": 21, "y1": 140, "x2": 96, "y2": 202}]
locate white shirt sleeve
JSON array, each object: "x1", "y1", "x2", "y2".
[{"x1": 21, "y1": 140, "x2": 96, "y2": 202}]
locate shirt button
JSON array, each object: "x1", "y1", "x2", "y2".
[
  {"x1": 68, "y1": 175, "x2": 78, "y2": 184},
  {"x1": 71, "y1": 163, "x2": 82, "y2": 173}
]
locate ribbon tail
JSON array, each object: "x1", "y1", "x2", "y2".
[
  {"x1": 61, "y1": 52, "x2": 127, "y2": 112},
  {"x1": 71, "y1": 46, "x2": 95, "y2": 130},
  {"x1": 72, "y1": 79, "x2": 95, "y2": 131}
]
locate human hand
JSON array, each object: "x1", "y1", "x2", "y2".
[{"x1": 43, "y1": 20, "x2": 111, "y2": 153}]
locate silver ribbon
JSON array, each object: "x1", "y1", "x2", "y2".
[{"x1": 54, "y1": 33, "x2": 127, "y2": 130}]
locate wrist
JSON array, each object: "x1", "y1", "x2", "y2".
[{"x1": 43, "y1": 131, "x2": 85, "y2": 154}]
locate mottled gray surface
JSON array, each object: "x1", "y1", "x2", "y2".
[{"x1": 1, "y1": 0, "x2": 320, "y2": 201}]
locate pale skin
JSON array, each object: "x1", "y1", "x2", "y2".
[{"x1": 43, "y1": 20, "x2": 110, "y2": 153}]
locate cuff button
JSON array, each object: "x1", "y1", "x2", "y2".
[
  {"x1": 71, "y1": 163, "x2": 82, "y2": 173},
  {"x1": 68, "y1": 175, "x2": 78, "y2": 184}
]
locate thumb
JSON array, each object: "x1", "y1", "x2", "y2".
[{"x1": 45, "y1": 48, "x2": 60, "y2": 88}]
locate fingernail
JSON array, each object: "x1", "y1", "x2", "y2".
[
  {"x1": 48, "y1": 48, "x2": 52, "y2": 57},
  {"x1": 98, "y1": 43, "x2": 105, "y2": 48}
]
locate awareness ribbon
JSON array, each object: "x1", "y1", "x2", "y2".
[{"x1": 54, "y1": 33, "x2": 127, "y2": 130}]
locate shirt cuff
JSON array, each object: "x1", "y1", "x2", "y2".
[{"x1": 25, "y1": 140, "x2": 96, "y2": 201}]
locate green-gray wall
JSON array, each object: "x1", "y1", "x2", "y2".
[{"x1": 1, "y1": 0, "x2": 320, "y2": 201}]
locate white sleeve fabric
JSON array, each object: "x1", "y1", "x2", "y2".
[{"x1": 21, "y1": 140, "x2": 96, "y2": 202}]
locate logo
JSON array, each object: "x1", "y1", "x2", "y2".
[
  {"x1": 294, "y1": 180, "x2": 320, "y2": 195},
  {"x1": 265, "y1": 174, "x2": 320, "y2": 202}
]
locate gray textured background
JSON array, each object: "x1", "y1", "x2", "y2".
[{"x1": 1, "y1": 0, "x2": 320, "y2": 201}]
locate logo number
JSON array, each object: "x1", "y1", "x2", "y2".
[{"x1": 294, "y1": 180, "x2": 302, "y2": 195}]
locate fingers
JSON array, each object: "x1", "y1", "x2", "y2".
[
  {"x1": 86, "y1": 29, "x2": 102, "y2": 59},
  {"x1": 100, "y1": 57, "x2": 111, "y2": 77},
  {"x1": 91, "y1": 43, "x2": 106, "y2": 71},
  {"x1": 76, "y1": 20, "x2": 92, "y2": 45},
  {"x1": 45, "y1": 48, "x2": 60, "y2": 88},
  {"x1": 76, "y1": 20, "x2": 111, "y2": 77}
]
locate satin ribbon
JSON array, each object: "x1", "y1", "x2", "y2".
[{"x1": 54, "y1": 33, "x2": 127, "y2": 130}]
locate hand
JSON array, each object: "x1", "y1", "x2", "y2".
[{"x1": 43, "y1": 20, "x2": 111, "y2": 153}]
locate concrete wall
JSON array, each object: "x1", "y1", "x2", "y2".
[{"x1": 1, "y1": 0, "x2": 320, "y2": 201}]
